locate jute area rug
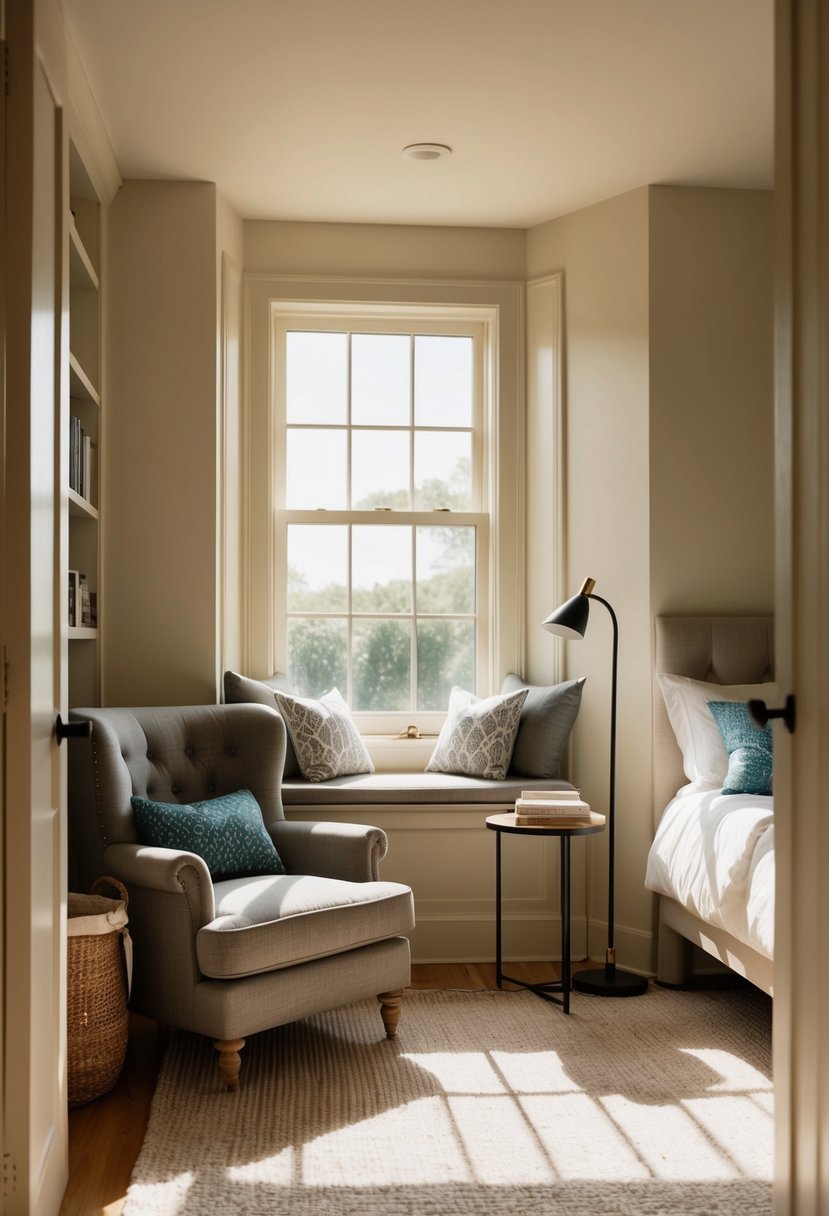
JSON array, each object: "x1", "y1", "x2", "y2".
[{"x1": 124, "y1": 983, "x2": 772, "y2": 1216}]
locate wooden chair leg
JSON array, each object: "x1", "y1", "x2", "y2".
[
  {"x1": 377, "y1": 990, "x2": 403, "y2": 1039},
  {"x1": 214, "y1": 1037, "x2": 245, "y2": 1090}
]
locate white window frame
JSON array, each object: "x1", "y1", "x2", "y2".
[
  {"x1": 243, "y1": 275, "x2": 526, "y2": 736},
  {"x1": 273, "y1": 308, "x2": 489, "y2": 733}
]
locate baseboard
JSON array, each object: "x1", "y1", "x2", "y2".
[
  {"x1": 409, "y1": 913, "x2": 589, "y2": 965},
  {"x1": 585, "y1": 917, "x2": 655, "y2": 977}
]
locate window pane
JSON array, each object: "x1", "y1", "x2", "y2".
[
  {"x1": 287, "y1": 525, "x2": 348, "y2": 612},
  {"x1": 351, "y1": 333, "x2": 410, "y2": 425},
  {"x1": 286, "y1": 428, "x2": 347, "y2": 508},
  {"x1": 416, "y1": 526, "x2": 475, "y2": 613},
  {"x1": 414, "y1": 431, "x2": 472, "y2": 509},
  {"x1": 352, "y1": 525, "x2": 411, "y2": 612},
  {"x1": 352, "y1": 430, "x2": 410, "y2": 509},
  {"x1": 287, "y1": 618, "x2": 347, "y2": 698},
  {"x1": 353, "y1": 619, "x2": 411, "y2": 710},
  {"x1": 286, "y1": 332, "x2": 347, "y2": 423},
  {"x1": 416, "y1": 620, "x2": 475, "y2": 710},
  {"x1": 414, "y1": 335, "x2": 473, "y2": 427}
]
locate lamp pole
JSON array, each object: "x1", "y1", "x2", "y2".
[
  {"x1": 572, "y1": 590, "x2": 646, "y2": 996},
  {"x1": 543, "y1": 577, "x2": 647, "y2": 997}
]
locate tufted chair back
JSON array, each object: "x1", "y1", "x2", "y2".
[{"x1": 68, "y1": 703, "x2": 287, "y2": 894}]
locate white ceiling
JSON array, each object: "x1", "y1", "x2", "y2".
[{"x1": 66, "y1": 0, "x2": 774, "y2": 230}]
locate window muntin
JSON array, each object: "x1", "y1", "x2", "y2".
[{"x1": 274, "y1": 314, "x2": 488, "y2": 724}]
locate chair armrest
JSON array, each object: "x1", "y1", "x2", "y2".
[
  {"x1": 271, "y1": 820, "x2": 388, "y2": 881},
  {"x1": 103, "y1": 842, "x2": 216, "y2": 926}
]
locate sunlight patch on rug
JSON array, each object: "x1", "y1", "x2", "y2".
[{"x1": 124, "y1": 984, "x2": 772, "y2": 1215}]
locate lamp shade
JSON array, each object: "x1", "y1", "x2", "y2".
[{"x1": 542, "y1": 592, "x2": 590, "y2": 641}]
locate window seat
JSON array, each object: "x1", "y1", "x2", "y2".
[
  {"x1": 281, "y1": 772, "x2": 574, "y2": 809},
  {"x1": 281, "y1": 770, "x2": 585, "y2": 963}
]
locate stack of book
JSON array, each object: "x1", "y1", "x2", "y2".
[{"x1": 514, "y1": 789, "x2": 595, "y2": 826}]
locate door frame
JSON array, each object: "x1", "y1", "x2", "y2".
[
  {"x1": 2, "y1": 1, "x2": 69, "y2": 1211},
  {"x1": 773, "y1": 0, "x2": 829, "y2": 1210}
]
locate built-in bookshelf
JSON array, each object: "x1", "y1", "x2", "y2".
[{"x1": 68, "y1": 140, "x2": 102, "y2": 707}]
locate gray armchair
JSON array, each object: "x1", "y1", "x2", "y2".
[{"x1": 68, "y1": 703, "x2": 414, "y2": 1089}]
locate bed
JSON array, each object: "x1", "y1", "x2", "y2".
[{"x1": 646, "y1": 615, "x2": 775, "y2": 996}]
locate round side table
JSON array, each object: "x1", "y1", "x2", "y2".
[{"x1": 486, "y1": 811, "x2": 606, "y2": 1014}]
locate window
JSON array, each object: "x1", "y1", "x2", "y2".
[{"x1": 273, "y1": 311, "x2": 489, "y2": 728}]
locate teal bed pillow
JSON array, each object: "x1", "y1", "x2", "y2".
[
  {"x1": 707, "y1": 701, "x2": 773, "y2": 796},
  {"x1": 131, "y1": 788, "x2": 286, "y2": 880}
]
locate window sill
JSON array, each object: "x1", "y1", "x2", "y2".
[{"x1": 363, "y1": 733, "x2": 437, "y2": 773}]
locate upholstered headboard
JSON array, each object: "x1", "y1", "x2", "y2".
[{"x1": 652, "y1": 615, "x2": 774, "y2": 828}]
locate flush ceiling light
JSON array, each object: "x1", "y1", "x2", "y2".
[{"x1": 402, "y1": 143, "x2": 453, "y2": 161}]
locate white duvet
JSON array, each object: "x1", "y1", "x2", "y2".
[{"x1": 645, "y1": 786, "x2": 774, "y2": 959}]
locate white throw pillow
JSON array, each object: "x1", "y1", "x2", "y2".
[
  {"x1": 426, "y1": 685, "x2": 529, "y2": 781},
  {"x1": 657, "y1": 672, "x2": 777, "y2": 789},
  {"x1": 272, "y1": 688, "x2": 374, "y2": 782}
]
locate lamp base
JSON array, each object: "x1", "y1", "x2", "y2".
[{"x1": 573, "y1": 964, "x2": 648, "y2": 997}]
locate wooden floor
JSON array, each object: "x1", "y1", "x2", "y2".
[{"x1": 60, "y1": 960, "x2": 581, "y2": 1215}]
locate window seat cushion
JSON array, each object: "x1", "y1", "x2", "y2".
[{"x1": 281, "y1": 771, "x2": 575, "y2": 808}]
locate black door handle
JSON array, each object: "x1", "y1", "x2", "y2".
[
  {"x1": 55, "y1": 713, "x2": 91, "y2": 745},
  {"x1": 748, "y1": 695, "x2": 796, "y2": 734}
]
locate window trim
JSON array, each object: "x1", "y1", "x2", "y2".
[{"x1": 243, "y1": 275, "x2": 526, "y2": 729}]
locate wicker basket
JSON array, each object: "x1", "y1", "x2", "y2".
[{"x1": 67, "y1": 876, "x2": 131, "y2": 1107}]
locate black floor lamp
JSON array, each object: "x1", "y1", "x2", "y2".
[{"x1": 542, "y1": 576, "x2": 648, "y2": 997}]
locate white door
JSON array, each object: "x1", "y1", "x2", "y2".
[
  {"x1": 773, "y1": 1, "x2": 829, "y2": 1211},
  {"x1": 2, "y1": 1, "x2": 69, "y2": 1212}
]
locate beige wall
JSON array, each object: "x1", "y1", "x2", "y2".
[
  {"x1": 100, "y1": 186, "x2": 771, "y2": 967},
  {"x1": 244, "y1": 219, "x2": 526, "y2": 280},
  {"x1": 649, "y1": 185, "x2": 774, "y2": 615},
  {"x1": 104, "y1": 181, "x2": 219, "y2": 704},
  {"x1": 527, "y1": 188, "x2": 653, "y2": 970},
  {"x1": 525, "y1": 184, "x2": 774, "y2": 972}
]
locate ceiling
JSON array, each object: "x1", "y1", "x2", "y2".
[{"x1": 66, "y1": 0, "x2": 774, "y2": 230}]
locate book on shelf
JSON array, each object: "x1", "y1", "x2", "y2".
[
  {"x1": 79, "y1": 575, "x2": 92, "y2": 627},
  {"x1": 68, "y1": 569, "x2": 80, "y2": 627},
  {"x1": 81, "y1": 432, "x2": 92, "y2": 501},
  {"x1": 68, "y1": 416, "x2": 96, "y2": 505}
]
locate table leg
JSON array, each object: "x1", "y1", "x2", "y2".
[
  {"x1": 561, "y1": 834, "x2": 571, "y2": 1014},
  {"x1": 495, "y1": 829, "x2": 503, "y2": 988}
]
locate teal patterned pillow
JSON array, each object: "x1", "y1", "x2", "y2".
[
  {"x1": 707, "y1": 701, "x2": 773, "y2": 796},
  {"x1": 131, "y1": 788, "x2": 286, "y2": 880}
]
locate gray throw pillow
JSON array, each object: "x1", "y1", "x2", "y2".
[
  {"x1": 223, "y1": 670, "x2": 300, "y2": 777},
  {"x1": 272, "y1": 688, "x2": 374, "y2": 782},
  {"x1": 500, "y1": 673, "x2": 586, "y2": 779},
  {"x1": 426, "y1": 686, "x2": 529, "y2": 781}
]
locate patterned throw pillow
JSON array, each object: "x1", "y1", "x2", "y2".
[
  {"x1": 707, "y1": 701, "x2": 773, "y2": 796},
  {"x1": 130, "y1": 788, "x2": 286, "y2": 880},
  {"x1": 426, "y1": 686, "x2": 529, "y2": 781},
  {"x1": 272, "y1": 688, "x2": 374, "y2": 783}
]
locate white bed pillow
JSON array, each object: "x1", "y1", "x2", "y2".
[{"x1": 657, "y1": 672, "x2": 777, "y2": 790}]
